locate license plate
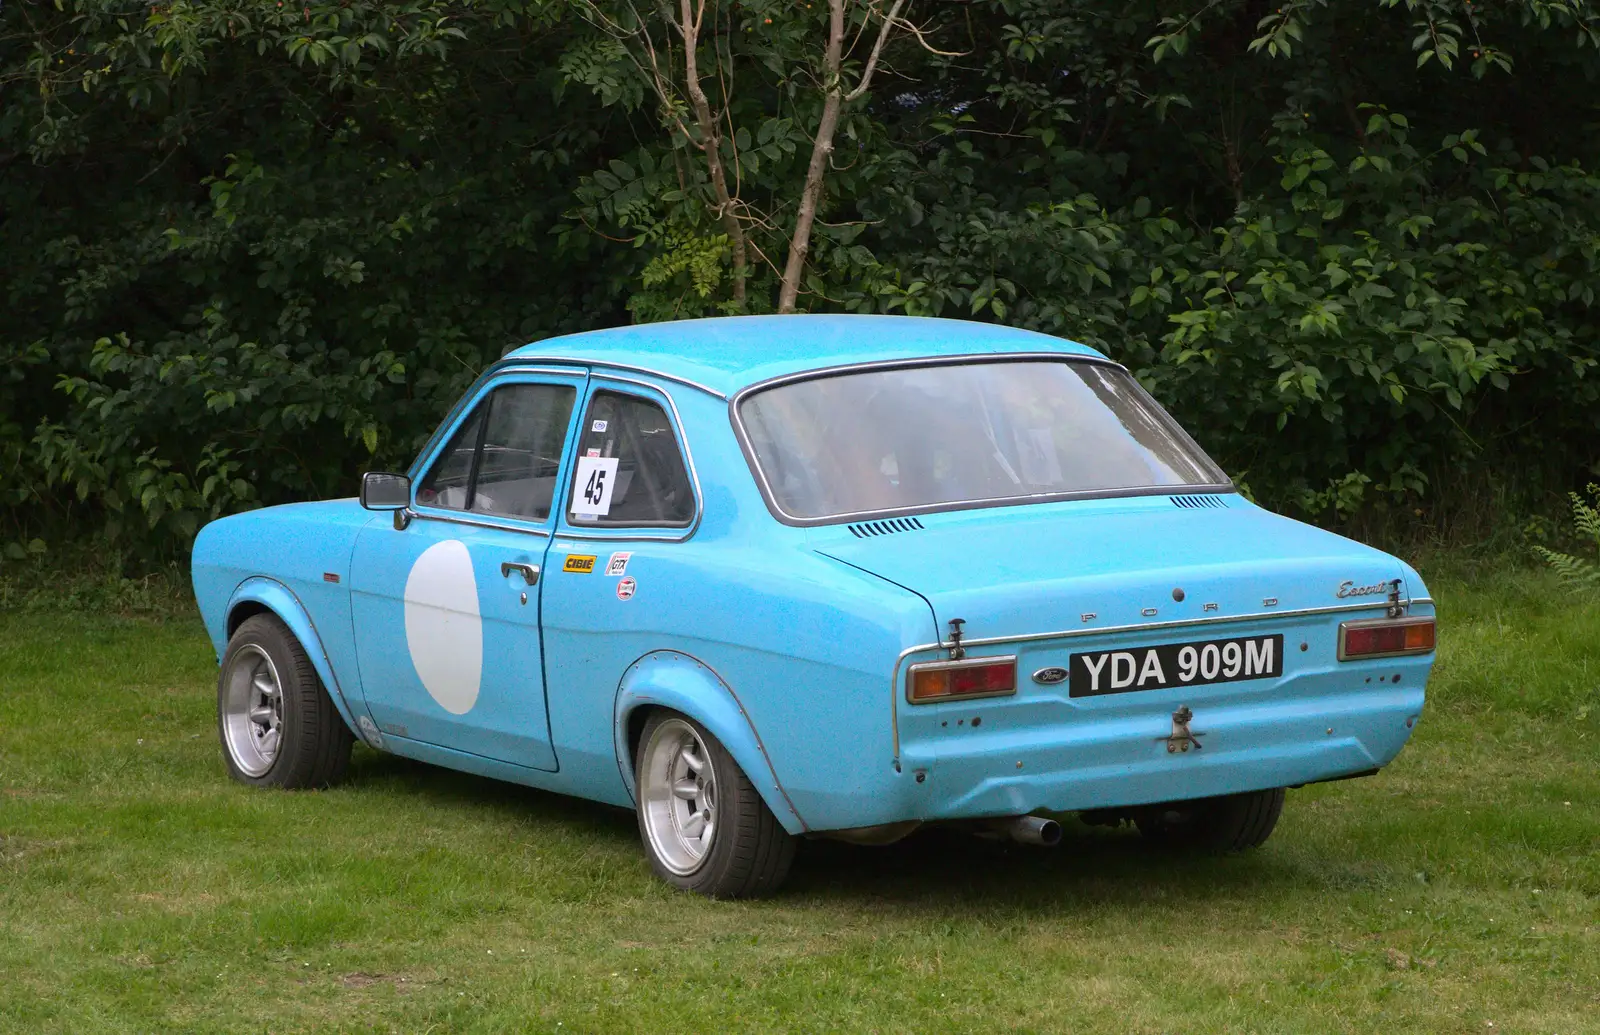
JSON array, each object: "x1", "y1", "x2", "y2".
[{"x1": 1069, "y1": 634, "x2": 1284, "y2": 698}]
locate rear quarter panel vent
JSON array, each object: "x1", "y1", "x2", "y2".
[
  {"x1": 1170, "y1": 494, "x2": 1229, "y2": 510},
  {"x1": 847, "y1": 517, "x2": 926, "y2": 538}
]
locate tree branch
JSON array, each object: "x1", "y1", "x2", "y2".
[{"x1": 844, "y1": 0, "x2": 908, "y2": 101}]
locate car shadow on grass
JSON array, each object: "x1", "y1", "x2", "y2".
[
  {"x1": 346, "y1": 746, "x2": 638, "y2": 836},
  {"x1": 345, "y1": 749, "x2": 1333, "y2": 911},
  {"x1": 785, "y1": 822, "x2": 1312, "y2": 911}
]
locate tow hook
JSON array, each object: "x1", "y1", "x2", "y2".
[
  {"x1": 947, "y1": 617, "x2": 966, "y2": 660},
  {"x1": 1386, "y1": 579, "x2": 1406, "y2": 619},
  {"x1": 1160, "y1": 705, "x2": 1204, "y2": 753}
]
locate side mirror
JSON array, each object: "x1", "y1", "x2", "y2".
[{"x1": 360, "y1": 471, "x2": 412, "y2": 511}]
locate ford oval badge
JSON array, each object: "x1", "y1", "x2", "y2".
[{"x1": 1032, "y1": 666, "x2": 1069, "y2": 686}]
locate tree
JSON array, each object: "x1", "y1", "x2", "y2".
[
  {"x1": 5, "y1": 0, "x2": 1600, "y2": 560},
  {"x1": 567, "y1": 0, "x2": 949, "y2": 313}
]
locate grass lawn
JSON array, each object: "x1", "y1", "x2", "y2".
[{"x1": 1, "y1": 562, "x2": 1596, "y2": 1034}]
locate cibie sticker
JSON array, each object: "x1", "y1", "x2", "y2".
[
  {"x1": 591, "y1": 419, "x2": 608, "y2": 433},
  {"x1": 605, "y1": 552, "x2": 631, "y2": 577},
  {"x1": 616, "y1": 576, "x2": 637, "y2": 601},
  {"x1": 563, "y1": 554, "x2": 596, "y2": 574},
  {"x1": 571, "y1": 455, "x2": 620, "y2": 516}
]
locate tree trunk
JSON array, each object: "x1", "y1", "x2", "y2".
[
  {"x1": 679, "y1": 0, "x2": 747, "y2": 307},
  {"x1": 778, "y1": 0, "x2": 849, "y2": 314},
  {"x1": 777, "y1": 90, "x2": 843, "y2": 314}
]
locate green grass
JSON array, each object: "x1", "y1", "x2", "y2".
[{"x1": 2, "y1": 565, "x2": 1597, "y2": 1034}]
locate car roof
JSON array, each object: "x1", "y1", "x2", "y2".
[{"x1": 501, "y1": 315, "x2": 1108, "y2": 398}]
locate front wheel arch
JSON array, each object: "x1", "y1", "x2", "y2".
[
  {"x1": 223, "y1": 579, "x2": 363, "y2": 742},
  {"x1": 219, "y1": 611, "x2": 354, "y2": 788}
]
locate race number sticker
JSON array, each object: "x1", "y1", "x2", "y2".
[
  {"x1": 605, "y1": 552, "x2": 631, "y2": 577},
  {"x1": 571, "y1": 455, "x2": 619, "y2": 516}
]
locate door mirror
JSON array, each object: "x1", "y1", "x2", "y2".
[{"x1": 361, "y1": 472, "x2": 412, "y2": 511}]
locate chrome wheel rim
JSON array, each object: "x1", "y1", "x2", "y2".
[
  {"x1": 221, "y1": 644, "x2": 284, "y2": 777},
  {"x1": 639, "y1": 718, "x2": 718, "y2": 876}
]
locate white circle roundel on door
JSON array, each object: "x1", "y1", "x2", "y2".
[{"x1": 403, "y1": 539, "x2": 483, "y2": 715}]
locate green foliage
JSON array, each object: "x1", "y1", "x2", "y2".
[
  {"x1": 634, "y1": 231, "x2": 741, "y2": 322},
  {"x1": 1533, "y1": 484, "x2": 1600, "y2": 592},
  {"x1": 3, "y1": 0, "x2": 1600, "y2": 560},
  {"x1": 2, "y1": 0, "x2": 629, "y2": 560}
]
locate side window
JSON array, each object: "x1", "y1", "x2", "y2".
[
  {"x1": 417, "y1": 383, "x2": 575, "y2": 520},
  {"x1": 567, "y1": 390, "x2": 694, "y2": 527}
]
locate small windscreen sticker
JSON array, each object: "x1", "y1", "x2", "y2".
[{"x1": 591, "y1": 419, "x2": 608, "y2": 433}]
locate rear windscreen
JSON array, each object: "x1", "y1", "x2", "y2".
[{"x1": 738, "y1": 360, "x2": 1228, "y2": 520}]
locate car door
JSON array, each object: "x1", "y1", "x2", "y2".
[
  {"x1": 538, "y1": 378, "x2": 701, "y2": 736},
  {"x1": 349, "y1": 370, "x2": 585, "y2": 771}
]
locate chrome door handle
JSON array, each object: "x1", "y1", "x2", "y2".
[{"x1": 500, "y1": 562, "x2": 539, "y2": 584}]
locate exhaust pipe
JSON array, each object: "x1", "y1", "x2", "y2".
[{"x1": 993, "y1": 815, "x2": 1063, "y2": 847}]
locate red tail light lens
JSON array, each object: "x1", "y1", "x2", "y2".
[
  {"x1": 907, "y1": 657, "x2": 1017, "y2": 703},
  {"x1": 1338, "y1": 617, "x2": 1435, "y2": 661}
]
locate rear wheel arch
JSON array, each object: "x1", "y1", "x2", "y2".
[
  {"x1": 625, "y1": 704, "x2": 653, "y2": 775},
  {"x1": 613, "y1": 650, "x2": 807, "y2": 836},
  {"x1": 632, "y1": 709, "x2": 796, "y2": 897}
]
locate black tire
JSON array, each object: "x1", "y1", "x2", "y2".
[
  {"x1": 217, "y1": 613, "x2": 354, "y2": 789},
  {"x1": 634, "y1": 711, "x2": 795, "y2": 898},
  {"x1": 1135, "y1": 787, "x2": 1286, "y2": 853}
]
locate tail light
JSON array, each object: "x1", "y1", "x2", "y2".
[
  {"x1": 907, "y1": 656, "x2": 1017, "y2": 704},
  {"x1": 1337, "y1": 617, "x2": 1435, "y2": 661}
]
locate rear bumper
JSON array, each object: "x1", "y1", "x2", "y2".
[
  {"x1": 788, "y1": 682, "x2": 1424, "y2": 832},
  {"x1": 909, "y1": 685, "x2": 1421, "y2": 819}
]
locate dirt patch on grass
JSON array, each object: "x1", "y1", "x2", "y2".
[
  {"x1": 130, "y1": 890, "x2": 220, "y2": 911},
  {"x1": 339, "y1": 972, "x2": 424, "y2": 992},
  {"x1": 0, "y1": 833, "x2": 68, "y2": 863}
]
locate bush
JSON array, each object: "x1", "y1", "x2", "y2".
[{"x1": 3, "y1": 0, "x2": 1598, "y2": 563}]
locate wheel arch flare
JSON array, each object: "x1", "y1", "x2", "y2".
[
  {"x1": 613, "y1": 650, "x2": 808, "y2": 835},
  {"x1": 224, "y1": 577, "x2": 364, "y2": 739}
]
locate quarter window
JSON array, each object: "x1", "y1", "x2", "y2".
[
  {"x1": 567, "y1": 391, "x2": 694, "y2": 527},
  {"x1": 417, "y1": 383, "x2": 575, "y2": 520}
]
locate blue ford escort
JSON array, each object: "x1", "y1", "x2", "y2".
[{"x1": 192, "y1": 315, "x2": 1436, "y2": 897}]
